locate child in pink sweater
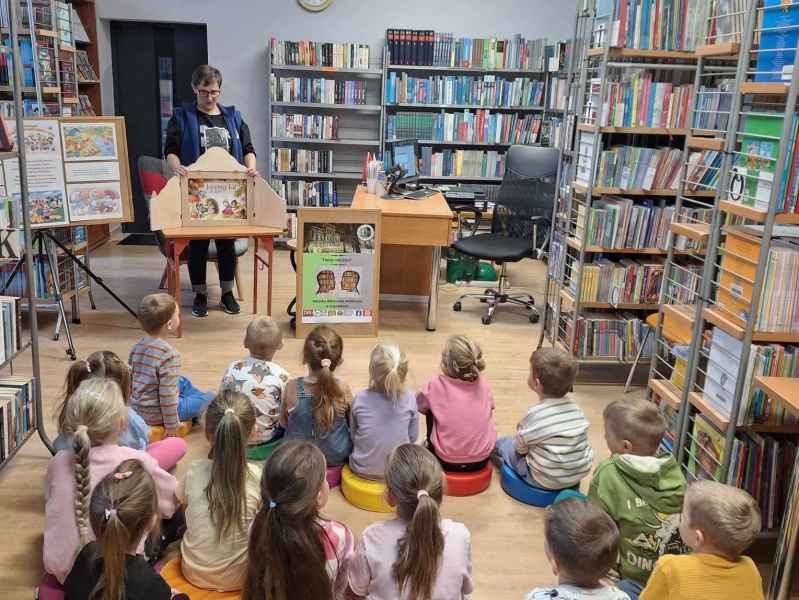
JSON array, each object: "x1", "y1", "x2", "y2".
[
  {"x1": 44, "y1": 378, "x2": 178, "y2": 583},
  {"x1": 416, "y1": 335, "x2": 496, "y2": 471}
]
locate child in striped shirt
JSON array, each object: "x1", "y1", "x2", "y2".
[
  {"x1": 494, "y1": 348, "x2": 593, "y2": 490},
  {"x1": 129, "y1": 293, "x2": 212, "y2": 436}
]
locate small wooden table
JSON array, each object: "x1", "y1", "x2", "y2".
[
  {"x1": 351, "y1": 186, "x2": 452, "y2": 330},
  {"x1": 161, "y1": 225, "x2": 283, "y2": 336}
]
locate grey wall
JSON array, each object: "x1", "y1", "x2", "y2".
[{"x1": 94, "y1": 0, "x2": 578, "y2": 172}]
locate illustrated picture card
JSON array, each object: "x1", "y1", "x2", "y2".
[
  {"x1": 66, "y1": 181, "x2": 124, "y2": 222},
  {"x1": 182, "y1": 175, "x2": 250, "y2": 226},
  {"x1": 60, "y1": 121, "x2": 118, "y2": 162}
]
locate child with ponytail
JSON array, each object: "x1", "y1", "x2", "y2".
[
  {"x1": 348, "y1": 443, "x2": 474, "y2": 599},
  {"x1": 417, "y1": 334, "x2": 497, "y2": 472},
  {"x1": 243, "y1": 440, "x2": 355, "y2": 600},
  {"x1": 176, "y1": 390, "x2": 261, "y2": 591},
  {"x1": 64, "y1": 459, "x2": 189, "y2": 600},
  {"x1": 54, "y1": 350, "x2": 187, "y2": 471},
  {"x1": 349, "y1": 343, "x2": 418, "y2": 479},
  {"x1": 280, "y1": 325, "x2": 353, "y2": 467},
  {"x1": 44, "y1": 378, "x2": 178, "y2": 584}
]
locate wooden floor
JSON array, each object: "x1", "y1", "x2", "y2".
[{"x1": 0, "y1": 238, "x2": 791, "y2": 599}]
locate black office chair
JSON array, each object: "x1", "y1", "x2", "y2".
[{"x1": 452, "y1": 145, "x2": 558, "y2": 325}]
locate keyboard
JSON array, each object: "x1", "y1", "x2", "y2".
[{"x1": 445, "y1": 191, "x2": 476, "y2": 200}]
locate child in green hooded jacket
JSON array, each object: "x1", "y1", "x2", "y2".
[{"x1": 589, "y1": 399, "x2": 686, "y2": 599}]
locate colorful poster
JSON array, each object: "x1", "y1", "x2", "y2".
[
  {"x1": 66, "y1": 181, "x2": 123, "y2": 222},
  {"x1": 688, "y1": 414, "x2": 727, "y2": 481},
  {"x1": 64, "y1": 161, "x2": 120, "y2": 183},
  {"x1": 301, "y1": 222, "x2": 376, "y2": 323},
  {"x1": 187, "y1": 178, "x2": 247, "y2": 221},
  {"x1": 23, "y1": 190, "x2": 69, "y2": 227},
  {"x1": 60, "y1": 121, "x2": 118, "y2": 162}
]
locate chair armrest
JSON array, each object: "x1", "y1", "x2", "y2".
[{"x1": 450, "y1": 205, "x2": 483, "y2": 237}]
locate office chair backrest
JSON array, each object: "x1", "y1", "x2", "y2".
[
  {"x1": 492, "y1": 145, "x2": 559, "y2": 240},
  {"x1": 138, "y1": 155, "x2": 172, "y2": 249}
]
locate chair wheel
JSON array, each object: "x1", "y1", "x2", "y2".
[
  {"x1": 529, "y1": 313, "x2": 540, "y2": 324},
  {"x1": 481, "y1": 314, "x2": 492, "y2": 325},
  {"x1": 484, "y1": 288, "x2": 496, "y2": 295},
  {"x1": 453, "y1": 302, "x2": 462, "y2": 312}
]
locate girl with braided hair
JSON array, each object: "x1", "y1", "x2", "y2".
[
  {"x1": 64, "y1": 459, "x2": 188, "y2": 600},
  {"x1": 44, "y1": 378, "x2": 178, "y2": 584}
]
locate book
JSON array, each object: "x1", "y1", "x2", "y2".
[
  {"x1": 270, "y1": 75, "x2": 367, "y2": 105},
  {"x1": 754, "y1": 0, "x2": 799, "y2": 83},
  {"x1": 597, "y1": 146, "x2": 683, "y2": 190},
  {"x1": 603, "y1": 0, "x2": 704, "y2": 51},
  {"x1": 600, "y1": 69, "x2": 693, "y2": 129},
  {"x1": 688, "y1": 414, "x2": 727, "y2": 481},
  {"x1": 573, "y1": 257, "x2": 664, "y2": 305},
  {"x1": 728, "y1": 112, "x2": 786, "y2": 209},
  {"x1": 271, "y1": 113, "x2": 339, "y2": 140},
  {"x1": 269, "y1": 38, "x2": 371, "y2": 70},
  {"x1": 385, "y1": 72, "x2": 545, "y2": 107},
  {"x1": 385, "y1": 110, "x2": 543, "y2": 145},
  {"x1": 581, "y1": 196, "x2": 675, "y2": 250},
  {"x1": 413, "y1": 149, "x2": 506, "y2": 178},
  {"x1": 565, "y1": 311, "x2": 653, "y2": 360},
  {"x1": 75, "y1": 49, "x2": 98, "y2": 82},
  {"x1": 268, "y1": 179, "x2": 337, "y2": 208},
  {"x1": 271, "y1": 148, "x2": 333, "y2": 174}
]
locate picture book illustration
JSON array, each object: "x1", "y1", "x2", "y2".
[
  {"x1": 187, "y1": 178, "x2": 247, "y2": 221},
  {"x1": 61, "y1": 122, "x2": 118, "y2": 161},
  {"x1": 18, "y1": 190, "x2": 69, "y2": 227},
  {"x1": 688, "y1": 414, "x2": 726, "y2": 481},
  {"x1": 66, "y1": 182, "x2": 123, "y2": 222}
]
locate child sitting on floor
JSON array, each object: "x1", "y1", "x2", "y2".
[
  {"x1": 64, "y1": 459, "x2": 189, "y2": 600},
  {"x1": 589, "y1": 398, "x2": 686, "y2": 598},
  {"x1": 177, "y1": 390, "x2": 261, "y2": 591},
  {"x1": 44, "y1": 378, "x2": 179, "y2": 583},
  {"x1": 526, "y1": 497, "x2": 630, "y2": 599},
  {"x1": 416, "y1": 335, "x2": 496, "y2": 471},
  {"x1": 641, "y1": 480, "x2": 763, "y2": 600},
  {"x1": 129, "y1": 293, "x2": 212, "y2": 435},
  {"x1": 243, "y1": 440, "x2": 355, "y2": 600},
  {"x1": 220, "y1": 316, "x2": 290, "y2": 460},
  {"x1": 348, "y1": 443, "x2": 474, "y2": 599},
  {"x1": 349, "y1": 343, "x2": 418, "y2": 480},
  {"x1": 280, "y1": 325, "x2": 353, "y2": 467},
  {"x1": 54, "y1": 350, "x2": 187, "y2": 471},
  {"x1": 495, "y1": 348, "x2": 593, "y2": 491}
]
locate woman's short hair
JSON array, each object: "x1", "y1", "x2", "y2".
[{"x1": 192, "y1": 64, "x2": 223, "y2": 88}]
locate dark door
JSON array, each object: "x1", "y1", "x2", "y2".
[{"x1": 110, "y1": 21, "x2": 207, "y2": 237}]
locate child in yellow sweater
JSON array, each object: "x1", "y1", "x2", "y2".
[{"x1": 640, "y1": 480, "x2": 763, "y2": 600}]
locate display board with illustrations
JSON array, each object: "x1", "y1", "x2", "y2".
[
  {"x1": 296, "y1": 207, "x2": 381, "y2": 337},
  {"x1": 3, "y1": 116, "x2": 133, "y2": 228}
]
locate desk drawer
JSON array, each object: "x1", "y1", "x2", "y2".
[{"x1": 381, "y1": 216, "x2": 450, "y2": 246}]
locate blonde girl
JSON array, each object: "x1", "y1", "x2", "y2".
[
  {"x1": 44, "y1": 378, "x2": 178, "y2": 584},
  {"x1": 242, "y1": 440, "x2": 355, "y2": 600},
  {"x1": 280, "y1": 325, "x2": 353, "y2": 466},
  {"x1": 54, "y1": 350, "x2": 187, "y2": 471},
  {"x1": 176, "y1": 390, "x2": 261, "y2": 591},
  {"x1": 348, "y1": 443, "x2": 474, "y2": 599},
  {"x1": 416, "y1": 334, "x2": 497, "y2": 472},
  {"x1": 349, "y1": 343, "x2": 419, "y2": 479},
  {"x1": 63, "y1": 459, "x2": 188, "y2": 600}
]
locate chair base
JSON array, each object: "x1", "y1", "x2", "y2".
[
  {"x1": 444, "y1": 463, "x2": 493, "y2": 496},
  {"x1": 452, "y1": 263, "x2": 540, "y2": 325}
]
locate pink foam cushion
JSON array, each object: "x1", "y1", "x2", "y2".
[
  {"x1": 37, "y1": 574, "x2": 64, "y2": 600},
  {"x1": 326, "y1": 465, "x2": 343, "y2": 488}
]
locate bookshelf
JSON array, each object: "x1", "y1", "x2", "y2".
[
  {"x1": 380, "y1": 31, "x2": 570, "y2": 185},
  {"x1": 540, "y1": 0, "x2": 703, "y2": 384},
  {"x1": 266, "y1": 37, "x2": 383, "y2": 230},
  {"x1": 0, "y1": 0, "x2": 52, "y2": 472}
]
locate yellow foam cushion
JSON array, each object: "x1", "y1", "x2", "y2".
[
  {"x1": 159, "y1": 558, "x2": 240, "y2": 599},
  {"x1": 341, "y1": 465, "x2": 393, "y2": 513},
  {"x1": 148, "y1": 420, "x2": 193, "y2": 443}
]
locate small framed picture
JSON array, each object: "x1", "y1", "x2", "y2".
[{"x1": 180, "y1": 172, "x2": 252, "y2": 227}]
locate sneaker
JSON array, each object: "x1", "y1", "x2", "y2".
[
  {"x1": 192, "y1": 293, "x2": 208, "y2": 318},
  {"x1": 220, "y1": 291, "x2": 241, "y2": 315}
]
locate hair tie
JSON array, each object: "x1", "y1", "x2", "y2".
[
  {"x1": 417, "y1": 489, "x2": 429, "y2": 500},
  {"x1": 75, "y1": 424, "x2": 88, "y2": 436},
  {"x1": 84, "y1": 359, "x2": 92, "y2": 373},
  {"x1": 113, "y1": 471, "x2": 133, "y2": 481},
  {"x1": 224, "y1": 407, "x2": 235, "y2": 415},
  {"x1": 269, "y1": 500, "x2": 278, "y2": 509},
  {"x1": 103, "y1": 508, "x2": 117, "y2": 522},
  {"x1": 320, "y1": 358, "x2": 332, "y2": 368}
]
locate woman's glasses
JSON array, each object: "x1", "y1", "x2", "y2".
[{"x1": 195, "y1": 88, "x2": 221, "y2": 98}]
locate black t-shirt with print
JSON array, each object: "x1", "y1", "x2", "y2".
[{"x1": 163, "y1": 108, "x2": 255, "y2": 161}]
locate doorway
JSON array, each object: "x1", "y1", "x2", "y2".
[{"x1": 110, "y1": 21, "x2": 208, "y2": 241}]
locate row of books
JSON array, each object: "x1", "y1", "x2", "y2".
[
  {"x1": 578, "y1": 196, "x2": 676, "y2": 250},
  {"x1": 419, "y1": 148, "x2": 506, "y2": 178},
  {"x1": 271, "y1": 148, "x2": 334, "y2": 174},
  {"x1": 572, "y1": 258, "x2": 664, "y2": 305},
  {"x1": 0, "y1": 376, "x2": 35, "y2": 463},
  {"x1": 685, "y1": 150, "x2": 722, "y2": 192},
  {"x1": 386, "y1": 30, "x2": 548, "y2": 72},
  {"x1": 662, "y1": 263, "x2": 703, "y2": 304},
  {"x1": 269, "y1": 75, "x2": 369, "y2": 105},
  {"x1": 596, "y1": 0, "x2": 709, "y2": 51},
  {"x1": 549, "y1": 78, "x2": 568, "y2": 111},
  {"x1": 271, "y1": 113, "x2": 340, "y2": 140},
  {"x1": 55, "y1": 1, "x2": 71, "y2": 47},
  {"x1": 0, "y1": 252, "x2": 84, "y2": 299},
  {"x1": 269, "y1": 38, "x2": 371, "y2": 70},
  {"x1": 566, "y1": 312, "x2": 653, "y2": 360},
  {"x1": 705, "y1": 0, "x2": 747, "y2": 45},
  {"x1": 384, "y1": 73, "x2": 544, "y2": 108},
  {"x1": 269, "y1": 179, "x2": 338, "y2": 208},
  {"x1": 0, "y1": 296, "x2": 21, "y2": 365},
  {"x1": 599, "y1": 72, "x2": 693, "y2": 129},
  {"x1": 546, "y1": 118, "x2": 566, "y2": 149},
  {"x1": 597, "y1": 145, "x2": 683, "y2": 190},
  {"x1": 754, "y1": 241, "x2": 799, "y2": 333},
  {"x1": 693, "y1": 81, "x2": 734, "y2": 132},
  {"x1": 385, "y1": 110, "x2": 545, "y2": 145}
]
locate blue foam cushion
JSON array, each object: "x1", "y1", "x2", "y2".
[{"x1": 499, "y1": 462, "x2": 565, "y2": 507}]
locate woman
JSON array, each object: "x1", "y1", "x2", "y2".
[{"x1": 164, "y1": 64, "x2": 257, "y2": 318}]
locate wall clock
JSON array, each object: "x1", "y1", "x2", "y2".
[{"x1": 298, "y1": 0, "x2": 333, "y2": 11}]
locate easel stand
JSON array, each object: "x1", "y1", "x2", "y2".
[{"x1": 1, "y1": 228, "x2": 136, "y2": 359}]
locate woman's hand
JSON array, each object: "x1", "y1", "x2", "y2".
[
  {"x1": 174, "y1": 165, "x2": 189, "y2": 177},
  {"x1": 245, "y1": 166, "x2": 260, "y2": 177}
]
